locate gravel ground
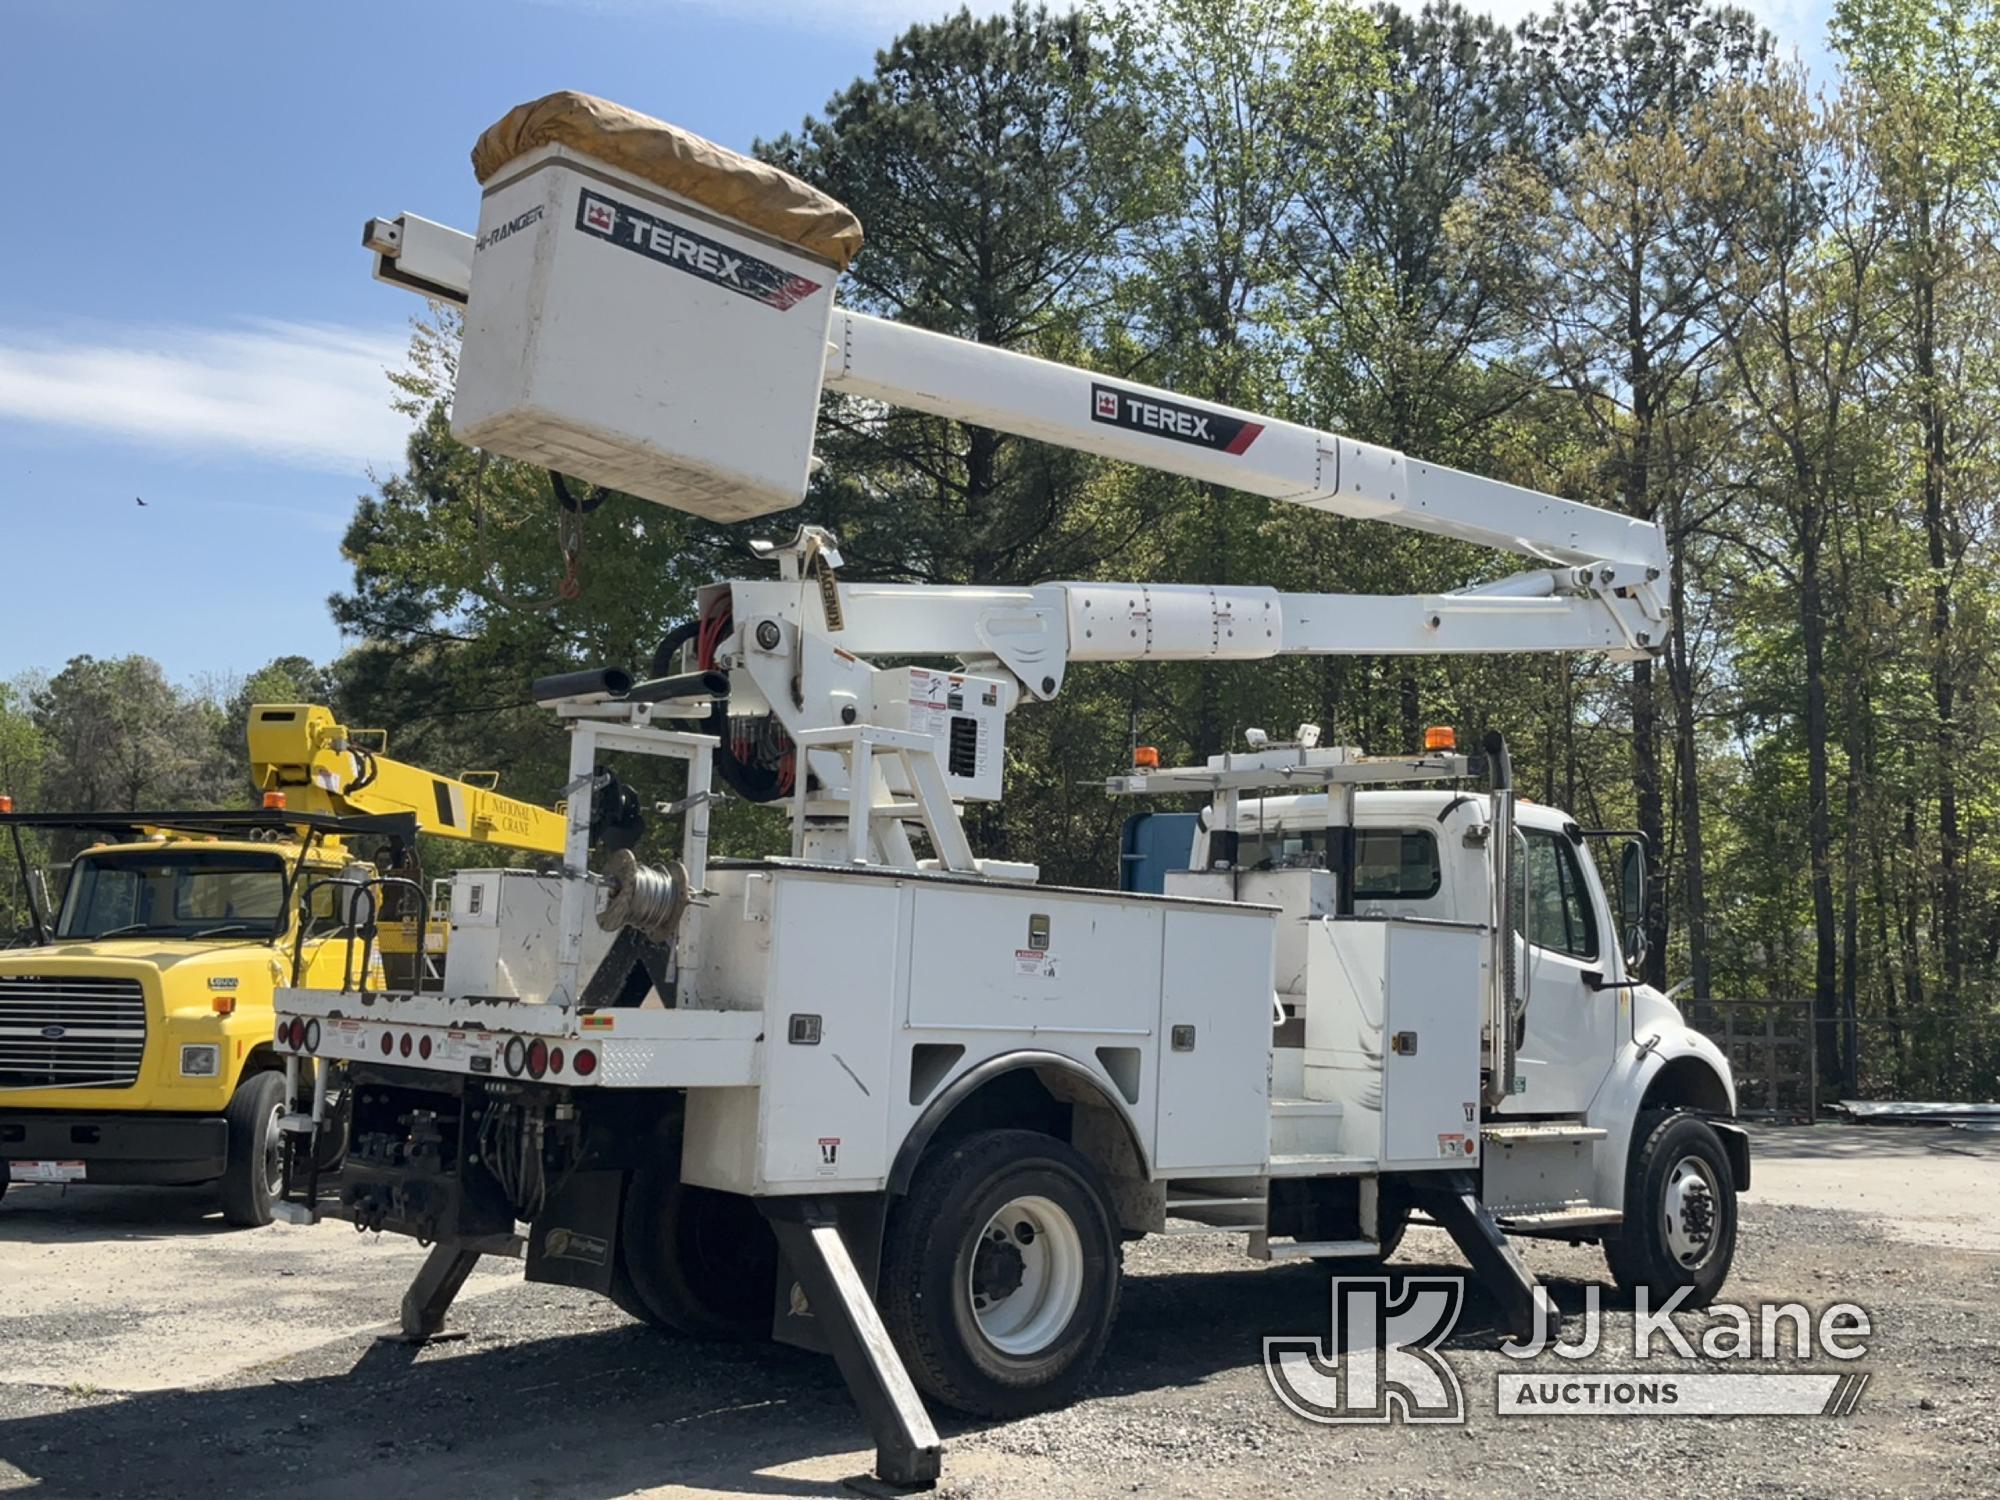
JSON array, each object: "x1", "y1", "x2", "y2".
[{"x1": 1, "y1": 1124, "x2": 1995, "y2": 1499}]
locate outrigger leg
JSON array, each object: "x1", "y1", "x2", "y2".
[
  {"x1": 759, "y1": 1199, "x2": 943, "y2": 1494},
  {"x1": 396, "y1": 1241, "x2": 485, "y2": 1342},
  {"x1": 1406, "y1": 1170, "x2": 1557, "y2": 1342}
]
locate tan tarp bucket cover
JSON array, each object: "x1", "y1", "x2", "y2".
[{"x1": 472, "y1": 91, "x2": 863, "y2": 270}]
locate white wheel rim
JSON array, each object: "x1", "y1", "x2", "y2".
[
  {"x1": 1661, "y1": 1154, "x2": 1720, "y2": 1268},
  {"x1": 967, "y1": 1194, "x2": 1084, "y2": 1357}
]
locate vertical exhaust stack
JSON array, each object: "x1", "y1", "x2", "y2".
[
  {"x1": 1483, "y1": 730, "x2": 1519, "y2": 1108},
  {"x1": 452, "y1": 92, "x2": 865, "y2": 523}
]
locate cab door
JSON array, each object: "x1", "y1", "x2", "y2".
[{"x1": 1506, "y1": 823, "x2": 1623, "y2": 1114}]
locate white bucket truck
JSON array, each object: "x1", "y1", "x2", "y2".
[{"x1": 276, "y1": 93, "x2": 1746, "y2": 1490}]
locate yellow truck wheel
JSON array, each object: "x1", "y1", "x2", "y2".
[{"x1": 219, "y1": 1071, "x2": 287, "y2": 1228}]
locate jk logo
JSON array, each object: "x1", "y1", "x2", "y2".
[{"x1": 1264, "y1": 1276, "x2": 1466, "y2": 1424}]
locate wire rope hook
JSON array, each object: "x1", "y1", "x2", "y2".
[{"x1": 464, "y1": 454, "x2": 600, "y2": 611}]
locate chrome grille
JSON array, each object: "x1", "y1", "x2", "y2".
[{"x1": 0, "y1": 975, "x2": 148, "y2": 1089}]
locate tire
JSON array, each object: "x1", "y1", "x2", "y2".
[
  {"x1": 1605, "y1": 1110, "x2": 1737, "y2": 1307},
  {"x1": 879, "y1": 1128, "x2": 1122, "y2": 1419},
  {"x1": 219, "y1": 1069, "x2": 287, "y2": 1228},
  {"x1": 619, "y1": 1121, "x2": 778, "y2": 1340}
]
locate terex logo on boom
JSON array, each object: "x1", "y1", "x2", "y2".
[{"x1": 1090, "y1": 382, "x2": 1264, "y2": 455}]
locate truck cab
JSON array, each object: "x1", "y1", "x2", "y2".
[{"x1": 1134, "y1": 763, "x2": 1742, "y2": 1239}]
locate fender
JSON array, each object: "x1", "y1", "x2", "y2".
[
  {"x1": 1584, "y1": 1002, "x2": 1738, "y2": 1214},
  {"x1": 886, "y1": 1048, "x2": 1150, "y2": 1197}
]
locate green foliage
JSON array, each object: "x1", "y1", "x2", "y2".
[{"x1": 35, "y1": 0, "x2": 2000, "y2": 1095}]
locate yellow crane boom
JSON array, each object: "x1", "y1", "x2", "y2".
[{"x1": 245, "y1": 704, "x2": 565, "y2": 856}]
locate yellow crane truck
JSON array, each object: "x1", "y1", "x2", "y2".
[{"x1": 0, "y1": 704, "x2": 565, "y2": 1225}]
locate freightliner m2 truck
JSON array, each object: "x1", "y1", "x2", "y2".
[{"x1": 273, "y1": 94, "x2": 1748, "y2": 1489}]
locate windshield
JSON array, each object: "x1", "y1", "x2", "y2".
[{"x1": 56, "y1": 849, "x2": 289, "y2": 940}]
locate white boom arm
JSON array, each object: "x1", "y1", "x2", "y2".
[
  {"x1": 362, "y1": 212, "x2": 1669, "y2": 677},
  {"x1": 827, "y1": 311, "x2": 1665, "y2": 574}
]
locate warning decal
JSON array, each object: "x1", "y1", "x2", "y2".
[
  {"x1": 575, "y1": 188, "x2": 823, "y2": 311},
  {"x1": 1015, "y1": 948, "x2": 1059, "y2": 979}
]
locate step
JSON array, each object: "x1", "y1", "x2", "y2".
[
  {"x1": 277, "y1": 1113, "x2": 320, "y2": 1135},
  {"x1": 1266, "y1": 1152, "x2": 1376, "y2": 1178},
  {"x1": 1497, "y1": 1204, "x2": 1622, "y2": 1232},
  {"x1": 1162, "y1": 1219, "x2": 1260, "y2": 1237},
  {"x1": 1270, "y1": 1097, "x2": 1344, "y2": 1117},
  {"x1": 1251, "y1": 1234, "x2": 1381, "y2": 1262},
  {"x1": 1481, "y1": 1123, "x2": 1607, "y2": 1145}
]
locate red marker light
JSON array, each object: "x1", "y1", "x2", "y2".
[
  {"x1": 526, "y1": 1038, "x2": 548, "y2": 1080},
  {"x1": 572, "y1": 1049, "x2": 597, "y2": 1078},
  {"x1": 380, "y1": 1031, "x2": 394, "y2": 1056},
  {"x1": 418, "y1": 1034, "x2": 433, "y2": 1061},
  {"x1": 286, "y1": 1017, "x2": 306, "y2": 1050},
  {"x1": 549, "y1": 1047, "x2": 565, "y2": 1075},
  {"x1": 399, "y1": 1032, "x2": 413, "y2": 1059}
]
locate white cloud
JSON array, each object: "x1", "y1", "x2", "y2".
[{"x1": 0, "y1": 320, "x2": 412, "y2": 476}]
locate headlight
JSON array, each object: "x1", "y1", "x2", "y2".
[{"x1": 179, "y1": 1044, "x2": 220, "y2": 1078}]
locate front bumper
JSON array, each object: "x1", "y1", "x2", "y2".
[{"x1": 1, "y1": 1109, "x2": 228, "y2": 1185}]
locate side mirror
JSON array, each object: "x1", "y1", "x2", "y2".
[{"x1": 1618, "y1": 839, "x2": 1649, "y2": 972}]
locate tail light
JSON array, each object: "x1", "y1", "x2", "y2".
[
  {"x1": 572, "y1": 1048, "x2": 597, "y2": 1078},
  {"x1": 419, "y1": 1034, "x2": 433, "y2": 1061},
  {"x1": 549, "y1": 1047, "x2": 565, "y2": 1075},
  {"x1": 285, "y1": 1017, "x2": 306, "y2": 1050},
  {"x1": 380, "y1": 1031, "x2": 394, "y2": 1056},
  {"x1": 399, "y1": 1032, "x2": 413, "y2": 1058},
  {"x1": 526, "y1": 1038, "x2": 549, "y2": 1080}
]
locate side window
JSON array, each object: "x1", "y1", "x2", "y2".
[
  {"x1": 1352, "y1": 829, "x2": 1442, "y2": 900},
  {"x1": 1515, "y1": 829, "x2": 1598, "y2": 960}
]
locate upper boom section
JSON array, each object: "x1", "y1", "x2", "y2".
[
  {"x1": 825, "y1": 313, "x2": 1665, "y2": 573},
  {"x1": 363, "y1": 90, "x2": 1667, "y2": 579}
]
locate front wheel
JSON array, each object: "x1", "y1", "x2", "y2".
[
  {"x1": 879, "y1": 1129, "x2": 1122, "y2": 1419},
  {"x1": 219, "y1": 1070, "x2": 287, "y2": 1227},
  {"x1": 1605, "y1": 1110, "x2": 1737, "y2": 1306}
]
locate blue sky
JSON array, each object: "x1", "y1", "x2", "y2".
[{"x1": 0, "y1": 0, "x2": 1830, "y2": 689}]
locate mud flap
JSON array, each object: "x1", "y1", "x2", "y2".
[
  {"x1": 525, "y1": 1167, "x2": 625, "y2": 1294},
  {"x1": 770, "y1": 1192, "x2": 888, "y2": 1354}
]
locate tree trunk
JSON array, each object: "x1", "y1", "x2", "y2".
[
  {"x1": 1665, "y1": 495, "x2": 1709, "y2": 999},
  {"x1": 1798, "y1": 505, "x2": 1839, "y2": 1092}
]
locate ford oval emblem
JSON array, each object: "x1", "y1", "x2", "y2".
[{"x1": 40, "y1": 1025, "x2": 65, "y2": 1039}]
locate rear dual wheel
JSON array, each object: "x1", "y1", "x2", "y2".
[{"x1": 618, "y1": 1118, "x2": 778, "y2": 1339}]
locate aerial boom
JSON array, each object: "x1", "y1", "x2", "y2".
[{"x1": 825, "y1": 311, "x2": 1667, "y2": 574}]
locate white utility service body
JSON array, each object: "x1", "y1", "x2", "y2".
[{"x1": 280, "y1": 92, "x2": 1748, "y2": 1493}]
